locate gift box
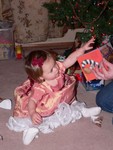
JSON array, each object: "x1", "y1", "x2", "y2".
[
  {"x1": 77, "y1": 49, "x2": 103, "y2": 81},
  {"x1": 99, "y1": 35, "x2": 113, "y2": 63},
  {"x1": 81, "y1": 73, "x2": 104, "y2": 91}
]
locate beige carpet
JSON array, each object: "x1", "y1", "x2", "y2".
[{"x1": 0, "y1": 59, "x2": 113, "y2": 150}]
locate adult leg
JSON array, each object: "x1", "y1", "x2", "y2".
[{"x1": 96, "y1": 81, "x2": 113, "y2": 113}]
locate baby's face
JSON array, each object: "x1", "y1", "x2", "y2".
[{"x1": 42, "y1": 56, "x2": 59, "y2": 81}]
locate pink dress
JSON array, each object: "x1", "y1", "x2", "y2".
[{"x1": 14, "y1": 61, "x2": 77, "y2": 117}]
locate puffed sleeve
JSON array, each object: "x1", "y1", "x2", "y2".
[
  {"x1": 30, "y1": 84, "x2": 45, "y2": 103},
  {"x1": 14, "y1": 79, "x2": 31, "y2": 97},
  {"x1": 56, "y1": 61, "x2": 66, "y2": 73}
]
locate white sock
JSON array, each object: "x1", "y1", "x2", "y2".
[
  {"x1": 23, "y1": 127, "x2": 39, "y2": 145},
  {"x1": 0, "y1": 99, "x2": 11, "y2": 110},
  {"x1": 81, "y1": 107, "x2": 101, "y2": 118}
]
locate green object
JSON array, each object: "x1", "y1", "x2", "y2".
[{"x1": 43, "y1": 0, "x2": 113, "y2": 44}]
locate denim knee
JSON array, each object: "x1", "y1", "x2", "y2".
[
  {"x1": 96, "y1": 91, "x2": 103, "y2": 107},
  {"x1": 96, "y1": 88, "x2": 113, "y2": 113}
]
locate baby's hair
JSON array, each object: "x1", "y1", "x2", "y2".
[
  {"x1": 25, "y1": 50, "x2": 51, "y2": 82},
  {"x1": 24, "y1": 50, "x2": 57, "y2": 96}
]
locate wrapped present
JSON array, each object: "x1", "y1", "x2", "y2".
[
  {"x1": 81, "y1": 73, "x2": 104, "y2": 91},
  {"x1": 99, "y1": 35, "x2": 113, "y2": 63},
  {"x1": 77, "y1": 49, "x2": 103, "y2": 81}
]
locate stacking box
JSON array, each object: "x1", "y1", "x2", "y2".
[{"x1": 0, "y1": 22, "x2": 14, "y2": 60}]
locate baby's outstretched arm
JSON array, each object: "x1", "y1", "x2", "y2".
[{"x1": 63, "y1": 37, "x2": 95, "y2": 69}]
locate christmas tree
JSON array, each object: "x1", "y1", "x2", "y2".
[{"x1": 43, "y1": 0, "x2": 113, "y2": 45}]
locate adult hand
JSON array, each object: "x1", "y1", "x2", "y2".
[{"x1": 92, "y1": 58, "x2": 113, "y2": 80}]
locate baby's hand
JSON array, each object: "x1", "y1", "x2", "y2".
[
  {"x1": 83, "y1": 37, "x2": 95, "y2": 51},
  {"x1": 31, "y1": 112, "x2": 42, "y2": 125}
]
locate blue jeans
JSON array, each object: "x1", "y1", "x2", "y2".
[{"x1": 96, "y1": 80, "x2": 113, "y2": 113}]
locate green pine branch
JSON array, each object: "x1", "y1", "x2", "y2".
[{"x1": 43, "y1": 0, "x2": 113, "y2": 44}]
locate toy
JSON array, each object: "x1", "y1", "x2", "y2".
[{"x1": 15, "y1": 45, "x2": 22, "y2": 59}]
